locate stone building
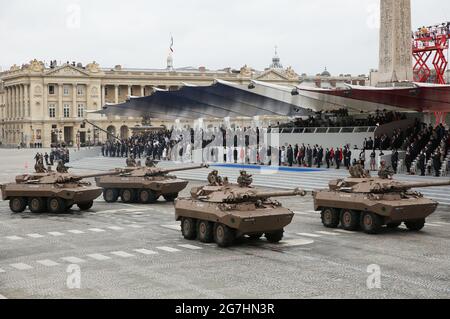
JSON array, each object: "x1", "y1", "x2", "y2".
[{"x1": 0, "y1": 52, "x2": 366, "y2": 147}]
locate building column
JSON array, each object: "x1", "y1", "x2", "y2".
[
  {"x1": 72, "y1": 84, "x2": 77, "y2": 118},
  {"x1": 58, "y1": 84, "x2": 63, "y2": 118},
  {"x1": 13, "y1": 86, "x2": 17, "y2": 119},
  {"x1": 127, "y1": 85, "x2": 132, "y2": 97},
  {"x1": 24, "y1": 84, "x2": 29, "y2": 118},
  {"x1": 114, "y1": 85, "x2": 119, "y2": 104},
  {"x1": 5, "y1": 87, "x2": 10, "y2": 119},
  {"x1": 140, "y1": 85, "x2": 145, "y2": 97},
  {"x1": 43, "y1": 84, "x2": 48, "y2": 119},
  {"x1": 101, "y1": 85, "x2": 106, "y2": 107},
  {"x1": 19, "y1": 84, "x2": 23, "y2": 118}
]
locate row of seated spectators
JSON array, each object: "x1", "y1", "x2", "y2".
[{"x1": 277, "y1": 110, "x2": 407, "y2": 129}]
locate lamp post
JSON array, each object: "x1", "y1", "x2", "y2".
[
  {"x1": 87, "y1": 129, "x2": 91, "y2": 149},
  {"x1": 76, "y1": 130, "x2": 80, "y2": 150},
  {"x1": 58, "y1": 129, "x2": 63, "y2": 147}
]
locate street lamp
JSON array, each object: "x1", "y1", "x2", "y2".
[
  {"x1": 58, "y1": 129, "x2": 63, "y2": 146},
  {"x1": 87, "y1": 129, "x2": 91, "y2": 148},
  {"x1": 76, "y1": 130, "x2": 80, "y2": 150}
]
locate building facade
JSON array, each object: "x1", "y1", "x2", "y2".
[{"x1": 0, "y1": 55, "x2": 367, "y2": 147}]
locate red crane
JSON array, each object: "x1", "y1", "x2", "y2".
[{"x1": 413, "y1": 23, "x2": 450, "y2": 126}]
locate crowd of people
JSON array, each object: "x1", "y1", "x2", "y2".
[
  {"x1": 277, "y1": 110, "x2": 407, "y2": 129},
  {"x1": 278, "y1": 144, "x2": 357, "y2": 170},
  {"x1": 413, "y1": 23, "x2": 450, "y2": 49},
  {"x1": 101, "y1": 130, "x2": 173, "y2": 161}
]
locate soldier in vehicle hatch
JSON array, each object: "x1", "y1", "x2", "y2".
[
  {"x1": 208, "y1": 170, "x2": 223, "y2": 186},
  {"x1": 126, "y1": 155, "x2": 137, "y2": 167},
  {"x1": 349, "y1": 162, "x2": 370, "y2": 178},
  {"x1": 378, "y1": 160, "x2": 395, "y2": 180},
  {"x1": 145, "y1": 157, "x2": 157, "y2": 167},
  {"x1": 237, "y1": 170, "x2": 253, "y2": 187},
  {"x1": 56, "y1": 160, "x2": 69, "y2": 173}
]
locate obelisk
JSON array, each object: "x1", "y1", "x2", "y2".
[{"x1": 373, "y1": 0, "x2": 413, "y2": 86}]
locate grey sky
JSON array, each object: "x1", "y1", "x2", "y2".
[{"x1": 0, "y1": 0, "x2": 449, "y2": 75}]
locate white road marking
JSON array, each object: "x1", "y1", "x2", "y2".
[
  {"x1": 67, "y1": 230, "x2": 85, "y2": 234},
  {"x1": 432, "y1": 222, "x2": 450, "y2": 225},
  {"x1": 48, "y1": 232, "x2": 65, "y2": 236},
  {"x1": 134, "y1": 249, "x2": 158, "y2": 255},
  {"x1": 37, "y1": 260, "x2": 60, "y2": 267},
  {"x1": 316, "y1": 231, "x2": 341, "y2": 236},
  {"x1": 10, "y1": 263, "x2": 33, "y2": 270},
  {"x1": 425, "y1": 223, "x2": 442, "y2": 227},
  {"x1": 127, "y1": 225, "x2": 144, "y2": 229},
  {"x1": 333, "y1": 229, "x2": 356, "y2": 234},
  {"x1": 293, "y1": 211, "x2": 310, "y2": 215},
  {"x1": 88, "y1": 228, "x2": 106, "y2": 233},
  {"x1": 308, "y1": 210, "x2": 319, "y2": 214},
  {"x1": 156, "y1": 246, "x2": 180, "y2": 253},
  {"x1": 296, "y1": 232, "x2": 322, "y2": 238},
  {"x1": 107, "y1": 226, "x2": 124, "y2": 231},
  {"x1": 178, "y1": 244, "x2": 203, "y2": 250},
  {"x1": 0, "y1": 294, "x2": 7, "y2": 299},
  {"x1": 27, "y1": 233, "x2": 45, "y2": 239},
  {"x1": 87, "y1": 254, "x2": 111, "y2": 261},
  {"x1": 5, "y1": 236, "x2": 24, "y2": 241},
  {"x1": 280, "y1": 239, "x2": 315, "y2": 247},
  {"x1": 61, "y1": 257, "x2": 86, "y2": 263},
  {"x1": 161, "y1": 224, "x2": 181, "y2": 231},
  {"x1": 111, "y1": 251, "x2": 135, "y2": 258},
  {"x1": 0, "y1": 268, "x2": 6, "y2": 273}
]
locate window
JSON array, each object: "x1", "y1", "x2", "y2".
[
  {"x1": 77, "y1": 103, "x2": 85, "y2": 118},
  {"x1": 63, "y1": 85, "x2": 70, "y2": 96},
  {"x1": 63, "y1": 104, "x2": 70, "y2": 118},
  {"x1": 48, "y1": 85, "x2": 55, "y2": 95},
  {"x1": 49, "y1": 104, "x2": 56, "y2": 118},
  {"x1": 77, "y1": 85, "x2": 84, "y2": 96}
]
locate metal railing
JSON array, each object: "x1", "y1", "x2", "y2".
[{"x1": 270, "y1": 126, "x2": 377, "y2": 134}]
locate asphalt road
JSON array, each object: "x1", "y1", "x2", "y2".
[{"x1": 0, "y1": 151, "x2": 449, "y2": 299}]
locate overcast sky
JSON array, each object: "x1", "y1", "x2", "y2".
[{"x1": 0, "y1": 0, "x2": 449, "y2": 75}]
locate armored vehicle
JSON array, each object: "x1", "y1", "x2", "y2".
[
  {"x1": 1, "y1": 170, "x2": 122, "y2": 214},
  {"x1": 313, "y1": 176, "x2": 450, "y2": 234},
  {"x1": 95, "y1": 164, "x2": 208, "y2": 204},
  {"x1": 175, "y1": 183, "x2": 307, "y2": 247}
]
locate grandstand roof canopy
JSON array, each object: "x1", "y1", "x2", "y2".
[{"x1": 94, "y1": 80, "x2": 450, "y2": 119}]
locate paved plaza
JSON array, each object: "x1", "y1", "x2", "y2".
[{"x1": 0, "y1": 150, "x2": 449, "y2": 299}]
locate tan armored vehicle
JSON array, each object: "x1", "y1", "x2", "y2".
[
  {"x1": 95, "y1": 164, "x2": 208, "y2": 204},
  {"x1": 313, "y1": 176, "x2": 450, "y2": 234},
  {"x1": 1, "y1": 170, "x2": 122, "y2": 214},
  {"x1": 175, "y1": 178, "x2": 307, "y2": 247}
]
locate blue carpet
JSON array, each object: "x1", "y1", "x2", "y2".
[{"x1": 211, "y1": 163, "x2": 325, "y2": 172}]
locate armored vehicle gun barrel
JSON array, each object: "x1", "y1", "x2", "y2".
[
  {"x1": 224, "y1": 188, "x2": 307, "y2": 203},
  {"x1": 144, "y1": 164, "x2": 209, "y2": 177},
  {"x1": 374, "y1": 180, "x2": 450, "y2": 192}
]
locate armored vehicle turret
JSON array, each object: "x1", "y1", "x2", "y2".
[
  {"x1": 313, "y1": 176, "x2": 450, "y2": 234},
  {"x1": 175, "y1": 177, "x2": 306, "y2": 247},
  {"x1": 95, "y1": 164, "x2": 208, "y2": 204},
  {"x1": 1, "y1": 170, "x2": 122, "y2": 214}
]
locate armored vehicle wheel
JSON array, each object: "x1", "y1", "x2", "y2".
[
  {"x1": 47, "y1": 198, "x2": 67, "y2": 214},
  {"x1": 9, "y1": 197, "x2": 27, "y2": 213},
  {"x1": 29, "y1": 197, "x2": 46, "y2": 214},
  {"x1": 386, "y1": 222, "x2": 402, "y2": 229},
  {"x1": 121, "y1": 189, "x2": 135, "y2": 203},
  {"x1": 248, "y1": 233, "x2": 264, "y2": 240},
  {"x1": 361, "y1": 212, "x2": 382, "y2": 234},
  {"x1": 163, "y1": 193, "x2": 179, "y2": 202},
  {"x1": 321, "y1": 208, "x2": 340, "y2": 228},
  {"x1": 181, "y1": 218, "x2": 197, "y2": 240},
  {"x1": 265, "y1": 230, "x2": 284, "y2": 243},
  {"x1": 78, "y1": 201, "x2": 94, "y2": 211},
  {"x1": 139, "y1": 189, "x2": 159, "y2": 204},
  {"x1": 197, "y1": 220, "x2": 214, "y2": 243},
  {"x1": 405, "y1": 219, "x2": 425, "y2": 231},
  {"x1": 341, "y1": 210, "x2": 360, "y2": 231},
  {"x1": 103, "y1": 189, "x2": 119, "y2": 203},
  {"x1": 214, "y1": 223, "x2": 235, "y2": 247}
]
